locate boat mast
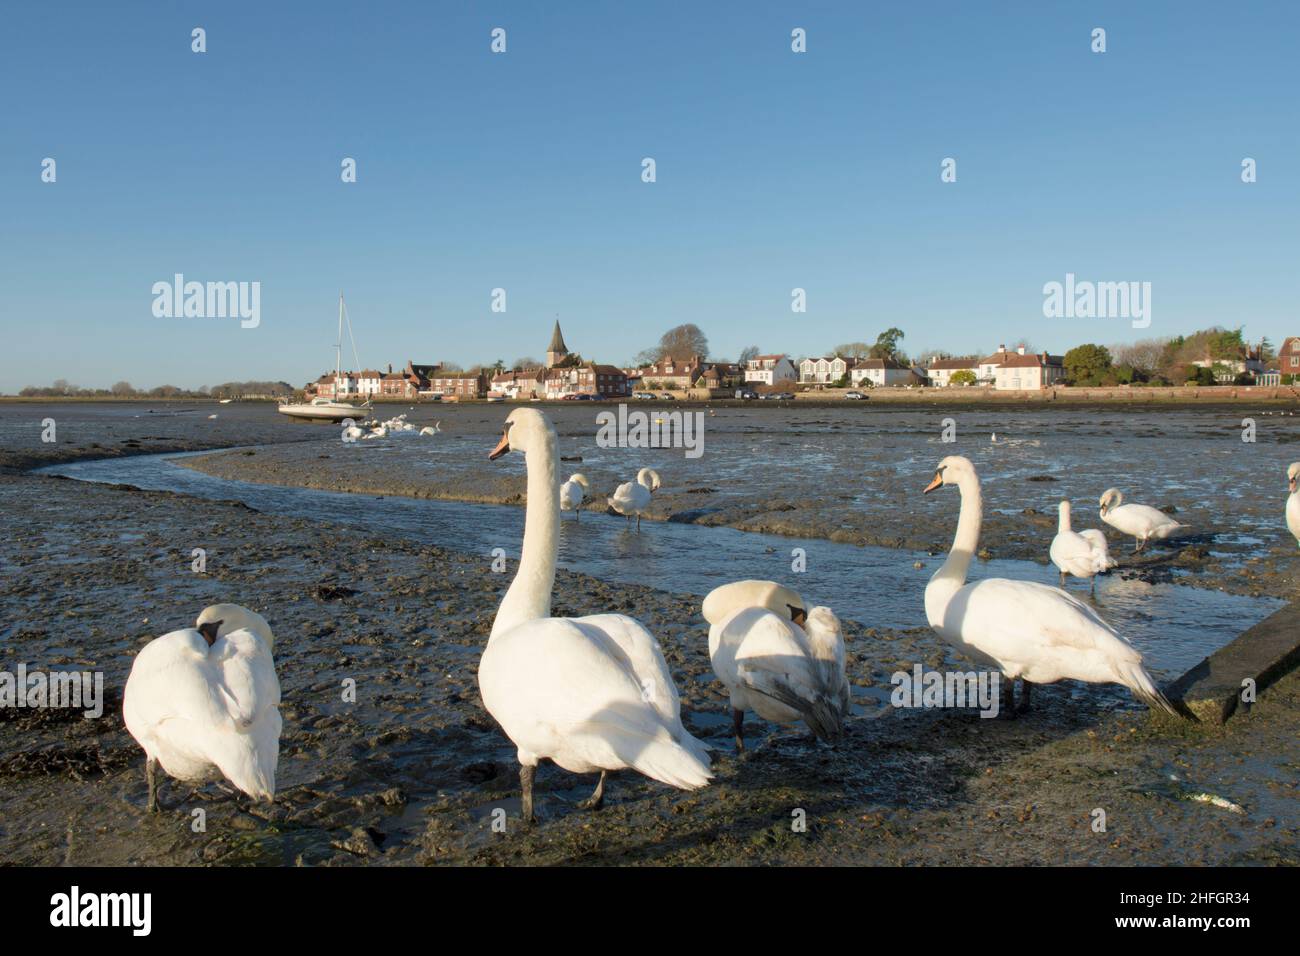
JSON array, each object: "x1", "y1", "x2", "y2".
[{"x1": 336, "y1": 292, "x2": 344, "y2": 385}]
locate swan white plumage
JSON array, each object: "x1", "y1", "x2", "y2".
[
  {"x1": 1049, "y1": 500, "x2": 1117, "y2": 592},
  {"x1": 924, "y1": 457, "x2": 1178, "y2": 716},
  {"x1": 1287, "y1": 463, "x2": 1300, "y2": 547},
  {"x1": 122, "y1": 603, "x2": 281, "y2": 811},
  {"x1": 482, "y1": 409, "x2": 710, "y2": 822},
  {"x1": 701, "y1": 579, "x2": 806, "y2": 628},
  {"x1": 702, "y1": 582, "x2": 849, "y2": 751},
  {"x1": 608, "y1": 467, "x2": 660, "y2": 530},
  {"x1": 419, "y1": 420, "x2": 442, "y2": 437},
  {"x1": 559, "y1": 473, "x2": 590, "y2": 521},
  {"x1": 1099, "y1": 487, "x2": 1187, "y2": 552}
]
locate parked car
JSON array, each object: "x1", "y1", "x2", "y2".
[
  {"x1": 773, "y1": 392, "x2": 795, "y2": 400},
  {"x1": 845, "y1": 390, "x2": 867, "y2": 400},
  {"x1": 634, "y1": 391, "x2": 656, "y2": 400},
  {"x1": 659, "y1": 393, "x2": 676, "y2": 400},
  {"x1": 735, "y1": 388, "x2": 758, "y2": 400}
]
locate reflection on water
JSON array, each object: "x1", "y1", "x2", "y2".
[{"x1": 42, "y1": 450, "x2": 1283, "y2": 679}]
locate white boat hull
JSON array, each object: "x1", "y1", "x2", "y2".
[{"x1": 278, "y1": 402, "x2": 367, "y2": 422}]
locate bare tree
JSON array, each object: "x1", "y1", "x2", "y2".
[
  {"x1": 650, "y1": 323, "x2": 709, "y2": 361},
  {"x1": 738, "y1": 345, "x2": 761, "y2": 365},
  {"x1": 512, "y1": 356, "x2": 541, "y2": 370},
  {"x1": 111, "y1": 381, "x2": 135, "y2": 396}
]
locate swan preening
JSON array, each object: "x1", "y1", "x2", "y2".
[
  {"x1": 1049, "y1": 500, "x2": 1116, "y2": 592},
  {"x1": 702, "y1": 581, "x2": 849, "y2": 751},
  {"x1": 122, "y1": 603, "x2": 282, "y2": 811},
  {"x1": 559, "y1": 473, "x2": 590, "y2": 520},
  {"x1": 1287, "y1": 463, "x2": 1300, "y2": 547},
  {"x1": 1099, "y1": 488, "x2": 1188, "y2": 552},
  {"x1": 924, "y1": 457, "x2": 1178, "y2": 717},
  {"x1": 608, "y1": 467, "x2": 661, "y2": 530},
  {"x1": 483, "y1": 410, "x2": 710, "y2": 822}
]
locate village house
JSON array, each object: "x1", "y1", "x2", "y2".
[
  {"x1": 799, "y1": 355, "x2": 851, "y2": 385},
  {"x1": 695, "y1": 362, "x2": 744, "y2": 389},
  {"x1": 926, "y1": 356, "x2": 980, "y2": 387},
  {"x1": 577, "y1": 363, "x2": 630, "y2": 397},
  {"x1": 1278, "y1": 337, "x2": 1300, "y2": 377},
  {"x1": 312, "y1": 370, "x2": 358, "y2": 399},
  {"x1": 491, "y1": 368, "x2": 541, "y2": 399},
  {"x1": 849, "y1": 357, "x2": 913, "y2": 388},
  {"x1": 993, "y1": 349, "x2": 1066, "y2": 390},
  {"x1": 356, "y1": 370, "x2": 383, "y2": 398},
  {"x1": 745, "y1": 354, "x2": 798, "y2": 386},
  {"x1": 637, "y1": 354, "x2": 703, "y2": 390},
  {"x1": 977, "y1": 345, "x2": 1018, "y2": 384},
  {"x1": 426, "y1": 370, "x2": 488, "y2": 399}
]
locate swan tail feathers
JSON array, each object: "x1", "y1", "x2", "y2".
[
  {"x1": 745, "y1": 678, "x2": 846, "y2": 741},
  {"x1": 630, "y1": 737, "x2": 712, "y2": 790},
  {"x1": 1117, "y1": 661, "x2": 1180, "y2": 718},
  {"x1": 571, "y1": 720, "x2": 713, "y2": 790}
]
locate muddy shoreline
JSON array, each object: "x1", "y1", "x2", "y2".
[{"x1": 3, "y1": 472, "x2": 1295, "y2": 866}]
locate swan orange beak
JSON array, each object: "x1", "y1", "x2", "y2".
[
  {"x1": 923, "y1": 473, "x2": 943, "y2": 494},
  {"x1": 488, "y1": 430, "x2": 511, "y2": 460}
]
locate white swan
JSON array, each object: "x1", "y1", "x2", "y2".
[
  {"x1": 559, "y1": 473, "x2": 590, "y2": 521},
  {"x1": 702, "y1": 583, "x2": 849, "y2": 751},
  {"x1": 419, "y1": 420, "x2": 442, "y2": 437},
  {"x1": 924, "y1": 457, "x2": 1177, "y2": 716},
  {"x1": 482, "y1": 409, "x2": 710, "y2": 822},
  {"x1": 1099, "y1": 487, "x2": 1187, "y2": 552},
  {"x1": 1287, "y1": 463, "x2": 1300, "y2": 547},
  {"x1": 1049, "y1": 500, "x2": 1117, "y2": 592},
  {"x1": 122, "y1": 603, "x2": 281, "y2": 811},
  {"x1": 608, "y1": 467, "x2": 661, "y2": 530}
]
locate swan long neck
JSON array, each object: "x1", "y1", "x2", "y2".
[
  {"x1": 1058, "y1": 502, "x2": 1072, "y2": 533},
  {"x1": 491, "y1": 428, "x2": 559, "y2": 640},
  {"x1": 927, "y1": 471, "x2": 981, "y2": 616}
]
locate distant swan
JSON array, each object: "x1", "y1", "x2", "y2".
[
  {"x1": 559, "y1": 473, "x2": 590, "y2": 520},
  {"x1": 924, "y1": 457, "x2": 1178, "y2": 716},
  {"x1": 608, "y1": 467, "x2": 661, "y2": 530},
  {"x1": 419, "y1": 421, "x2": 442, "y2": 436},
  {"x1": 1049, "y1": 500, "x2": 1117, "y2": 592},
  {"x1": 122, "y1": 604, "x2": 281, "y2": 811},
  {"x1": 481, "y1": 410, "x2": 710, "y2": 822},
  {"x1": 1099, "y1": 488, "x2": 1187, "y2": 552},
  {"x1": 1287, "y1": 463, "x2": 1300, "y2": 547},
  {"x1": 702, "y1": 583, "x2": 848, "y2": 751}
]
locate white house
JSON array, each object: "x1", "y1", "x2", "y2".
[
  {"x1": 745, "y1": 354, "x2": 798, "y2": 385},
  {"x1": 356, "y1": 369, "x2": 383, "y2": 398},
  {"x1": 993, "y1": 350, "x2": 1066, "y2": 390},
  {"x1": 926, "y1": 357, "x2": 980, "y2": 387},
  {"x1": 799, "y1": 356, "x2": 850, "y2": 384},
  {"x1": 977, "y1": 345, "x2": 1018, "y2": 384},
  {"x1": 849, "y1": 357, "x2": 912, "y2": 387}
]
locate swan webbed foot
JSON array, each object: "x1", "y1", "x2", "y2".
[
  {"x1": 145, "y1": 758, "x2": 160, "y2": 813},
  {"x1": 1015, "y1": 680, "x2": 1033, "y2": 715},
  {"x1": 520, "y1": 764, "x2": 538, "y2": 825},
  {"x1": 732, "y1": 708, "x2": 746, "y2": 753},
  {"x1": 577, "y1": 771, "x2": 606, "y2": 811}
]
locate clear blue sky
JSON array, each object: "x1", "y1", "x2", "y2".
[{"x1": 2, "y1": 1, "x2": 1296, "y2": 392}]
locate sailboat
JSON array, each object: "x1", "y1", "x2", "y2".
[{"x1": 278, "y1": 294, "x2": 372, "y2": 423}]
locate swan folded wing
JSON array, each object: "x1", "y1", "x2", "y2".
[
  {"x1": 732, "y1": 610, "x2": 844, "y2": 736},
  {"x1": 211, "y1": 629, "x2": 281, "y2": 731},
  {"x1": 572, "y1": 613, "x2": 682, "y2": 724},
  {"x1": 955, "y1": 578, "x2": 1136, "y2": 666},
  {"x1": 1078, "y1": 529, "x2": 1115, "y2": 568},
  {"x1": 1052, "y1": 532, "x2": 1095, "y2": 564},
  {"x1": 124, "y1": 630, "x2": 226, "y2": 731}
]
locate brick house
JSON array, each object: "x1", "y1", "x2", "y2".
[
  {"x1": 426, "y1": 370, "x2": 487, "y2": 399},
  {"x1": 577, "y1": 364, "x2": 630, "y2": 397},
  {"x1": 1273, "y1": 337, "x2": 1300, "y2": 378},
  {"x1": 638, "y1": 354, "x2": 703, "y2": 390}
]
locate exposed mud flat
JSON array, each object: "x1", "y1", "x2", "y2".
[
  {"x1": 2, "y1": 473, "x2": 1296, "y2": 866},
  {"x1": 175, "y1": 403, "x2": 1300, "y2": 600}
]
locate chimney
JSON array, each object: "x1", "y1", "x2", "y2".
[
  {"x1": 387, "y1": 363, "x2": 392, "y2": 373},
  {"x1": 1017, "y1": 346, "x2": 1026, "y2": 355},
  {"x1": 998, "y1": 344, "x2": 1005, "y2": 352}
]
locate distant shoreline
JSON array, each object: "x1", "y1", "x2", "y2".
[{"x1": 3, "y1": 386, "x2": 1298, "y2": 407}]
